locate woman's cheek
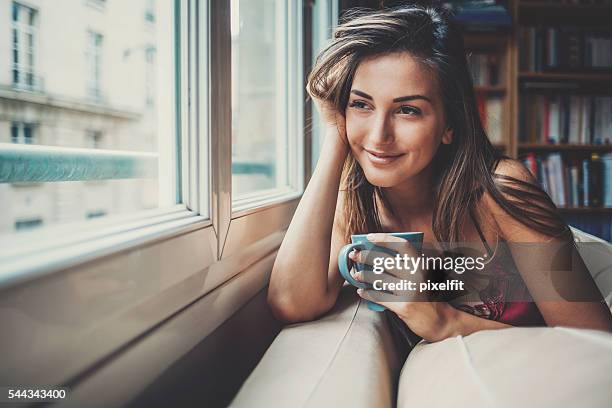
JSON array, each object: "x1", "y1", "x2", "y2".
[
  {"x1": 399, "y1": 121, "x2": 440, "y2": 152},
  {"x1": 345, "y1": 115, "x2": 366, "y2": 147}
]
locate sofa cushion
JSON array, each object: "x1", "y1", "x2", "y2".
[
  {"x1": 571, "y1": 226, "x2": 612, "y2": 308},
  {"x1": 231, "y1": 285, "x2": 402, "y2": 408},
  {"x1": 397, "y1": 327, "x2": 612, "y2": 408}
]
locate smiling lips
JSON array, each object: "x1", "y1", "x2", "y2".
[{"x1": 364, "y1": 148, "x2": 404, "y2": 165}]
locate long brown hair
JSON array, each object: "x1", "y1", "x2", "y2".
[{"x1": 307, "y1": 3, "x2": 570, "y2": 244}]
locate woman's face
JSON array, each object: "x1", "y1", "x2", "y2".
[{"x1": 345, "y1": 52, "x2": 453, "y2": 188}]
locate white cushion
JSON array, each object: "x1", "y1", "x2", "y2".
[
  {"x1": 398, "y1": 327, "x2": 612, "y2": 408},
  {"x1": 231, "y1": 286, "x2": 402, "y2": 408},
  {"x1": 571, "y1": 226, "x2": 612, "y2": 308}
]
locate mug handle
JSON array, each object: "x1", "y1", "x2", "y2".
[{"x1": 337, "y1": 243, "x2": 387, "y2": 312}]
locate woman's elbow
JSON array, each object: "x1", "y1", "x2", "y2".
[{"x1": 266, "y1": 290, "x2": 328, "y2": 324}]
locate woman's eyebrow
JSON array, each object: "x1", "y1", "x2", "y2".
[{"x1": 350, "y1": 89, "x2": 432, "y2": 104}]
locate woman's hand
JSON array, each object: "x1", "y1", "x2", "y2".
[
  {"x1": 306, "y1": 82, "x2": 348, "y2": 150},
  {"x1": 349, "y1": 233, "x2": 460, "y2": 343}
]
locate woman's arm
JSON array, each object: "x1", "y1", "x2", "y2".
[
  {"x1": 267, "y1": 115, "x2": 350, "y2": 323},
  {"x1": 483, "y1": 159, "x2": 612, "y2": 333},
  {"x1": 446, "y1": 306, "x2": 512, "y2": 338}
]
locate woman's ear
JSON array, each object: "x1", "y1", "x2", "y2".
[{"x1": 441, "y1": 127, "x2": 453, "y2": 145}]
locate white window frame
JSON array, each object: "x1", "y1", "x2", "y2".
[
  {"x1": 229, "y1": 0, "x2": 305, "y2": 213},
  {"x1": 224, "y1": 0, "x2": 304, "y2": 259},
  {"x1": 0, "y1": 0, "x2": 306, "y2": 397}
]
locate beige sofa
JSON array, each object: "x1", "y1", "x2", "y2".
[{"x1": 232, "y1": 228, "x2": 612, "y2": 408}]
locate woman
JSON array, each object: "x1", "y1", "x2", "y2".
[{"x1": 267, "y1": 3, "x2": 612, "y2": 344}]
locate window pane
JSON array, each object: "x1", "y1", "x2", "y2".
[
  {"x1": 0, "y1": 0, "x2": 177, "y2": 235},
  {"x1": 230, "y1": 0, "x2": 289, "y2": 199}
]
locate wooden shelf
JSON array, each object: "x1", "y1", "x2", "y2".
[
  {"x1": 557, "y1": 207, "x2": 612, "y2": 214},
  {"x1": 518, "y1": 144, "x2": 612, "y2": 152},
  {"x1": 519, "y1": 72, "x2": 612, "y2": 82},
  {"x1": 520, "y1": 2, "x2": 612, "y2": 11},
  {"x1": 518, "y1": 2, "x2": 612, "y2": 26}
]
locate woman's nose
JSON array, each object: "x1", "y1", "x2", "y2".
[{"x1": 369, "y1": 111, "x2": 394, "y2": 145}]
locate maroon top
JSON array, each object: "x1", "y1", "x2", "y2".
[{"x1": 450, "y1": 214, "x2": 547, "y2": 327}]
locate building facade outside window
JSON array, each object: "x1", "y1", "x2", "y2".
[{"x1": 0, "y1": 0, "x2": 175, "y2": 235}]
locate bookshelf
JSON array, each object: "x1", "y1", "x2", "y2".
[
  {"x1": 518, "y1": 144, "x2": 612, "y2": 152},
  {"x1": 339, "y1": 0, "x2": 612, "y2": 240},
  {"x1": 464, "y1": 31, "x2": 512, "y2": 153},
  {"x1": 462, "y1": 0, "x2": 612, "y2": 241}
]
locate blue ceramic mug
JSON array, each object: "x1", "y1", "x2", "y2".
[{"x1": 338, "y1": 232, "x2": 425, "y2": 312}]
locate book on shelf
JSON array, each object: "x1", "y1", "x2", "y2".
[
  {"x1": 521, "y1": 152, "x2": 611, "y2": 208},
  {"x1": 468, "y1": 53, "x2": 501, "y2": 86},
  {"x1": 520, "y1": 0, "x2": 612, "y2": 6},
  {"x1": 563, "y1": 212, "x2": 612, "y2": 242},
  {"x1": 560, "y1": 154, "x2": 612, "y2": 242},
  {"x1": 476, "y1": 94, "x2": 504, "y2": 145},
  {"x1": 452, "y1": 3, "x2": 512, "y2": 31},
  {"x1": 519, "y1": 26, "x2": 612, "y2": 73},
  {"x1": 604, "y1": 153, "x2": 612, "y2": 206},
  {"x1": 519, "y1": 92, "x2": 612, "y2": 144}
]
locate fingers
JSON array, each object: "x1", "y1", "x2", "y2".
[
  {"x1": 367, "y1": 233, "x2": 406, "y2": 243},
  {"x1": 366, "y1": 233, "x2": 418, "y2": 257},
  {"x1": 356, "y1": 288, "x2": 410, "y2": 315},
  {"x1": 349, "y1": 247, "x2": 412, "y2": 278}
]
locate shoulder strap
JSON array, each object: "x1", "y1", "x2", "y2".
[{"x1": 469, "y1": 210, "x2": 494, "y2": 257}]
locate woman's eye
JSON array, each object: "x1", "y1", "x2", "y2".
[
  {"x1": 349, "y1": 100, "x2": 368, "y2": 110},
  {"x1": 398, "y1": 106, "x2": 421, "y2": 116}
]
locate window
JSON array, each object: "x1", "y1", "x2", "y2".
[
  {"x1": 12, "y1": 2, "x2": 38, "y2": 91},
  {"x1": 0, "y1": 2, "x2": 178, "y2": 236},
  {"x1": 230, "y1": 0, "x2": 303, "y2": 209},
  {"x1": 145, "y1": 46, "x2": 156, "y2": 107},
  {"x1": 310, "y1": 0, "x2": 338, "y2": 171},
  {"x1": 145, "y1": 0, "x2": 156, "y2": 24},
  {"x1": 87, "y1": 31, "x2": 103, "y2": 101},
  {"x1": 0, "y1": 1, "x2": 307, "y2": 399},
  {"x1": 14, "y1": 217, "x2": 43, "y2": 230},
  {"x1": 86, "y1": 210, "x2": 106, "y2": 219},
  {"x1": 86, "y1": 130, "x2": 104, "y2": 149},
  {"x1": 86, "y1": 0, "x2": 106, "y2": 11},
  {"x1": 11, "y1": 122, "x2": 36, "y2": 144}
]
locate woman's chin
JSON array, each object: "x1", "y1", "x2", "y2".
[{"x1": 362, "y1": 171, "x2": 400, "y2": 188}]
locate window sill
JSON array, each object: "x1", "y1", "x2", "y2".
[
  {"x1": 232, "y1": 187, "x2": 302, "y2": 218},
  {"x1": 0, "y1": 205, "x2": 210, "y2": 290}
]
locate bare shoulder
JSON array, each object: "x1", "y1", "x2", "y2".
[
  {"x1": 493, "y1": 157, "x2": 539, "y2": 185},
  {"x1": 478, "y1": 158, "x2": 559, "y2": 241}
]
